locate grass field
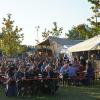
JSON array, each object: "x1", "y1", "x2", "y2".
[{"x1": 0, "y1": 81, "x2": 100, "y2": 100}]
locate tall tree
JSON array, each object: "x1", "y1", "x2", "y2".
[
  {"x1": 87, "y1": 0, "x2": 100, "y2": 36},
  {"x1": 50, "y1": 22, "x2": 63, "y2": 37},
  {"x1": 66, "y1": 26, "x2": 80, "y2": 40},
  {"x1": 76, "y1": 24, "x2": 92, "y2": 39},
  {"x1": 1, "y1": 14, "x2": 24, "y2": 57},
  {"x1": 66, "y1": 24, "x2": 92, "y2": 40}
]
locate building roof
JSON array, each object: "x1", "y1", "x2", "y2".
[{"x1": 37, "y1": 36, "x2": 83, "y2": 46}]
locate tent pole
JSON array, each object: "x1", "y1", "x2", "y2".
[
  {"x1": 46, "y1": 45, "x2": 48, "y2": 57},
  {"x1": 88, "y1": 51, "x2": 90, "y2": 59}
]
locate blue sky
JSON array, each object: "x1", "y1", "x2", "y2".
[{"x1": 0, "y1": 0, "x2": 92, "y2": 45}]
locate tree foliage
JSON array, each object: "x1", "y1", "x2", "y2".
[
  {"x1": 42, "y1": 28, "x2": 50, "y2": 40},
  {"x1": 67, "y1": 0, "x2": 100, "y2": 39},
  {"x1": 76, "y1": 24, "x2": 93, "y2": 39},
  {"x1": 87, "y1": 0, "x2": 100, "y2": 36},
  {"x1": 66, "y1": 24, "x2": 92, "y2": 40},
  {"x1": 42, "y1": 22, "x2": 63, "y2": 40},
  {"x1": 50, "y1": 22, "x2": 63, "y2": 37},
  {"x1": 66, "y1": 26, "x2": 80, "y2": 40},
  {"x1": 1, "y1": 14, "x2": 24, "y2": 57}
]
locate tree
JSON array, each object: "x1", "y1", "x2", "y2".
[
  {"x1": 66, "y1": 24, "x2": 92, "y2": 40},
  {"x1": 66, "y1": 26, "x2": 80, "y2": 40},
  {"x1": 67, "y1": 0, "x2": 100, "y2": 40},
  {"x1": 50, "y1": 22, "x2": 63, "y2": 37},
  {"x1": 41, "y1": 22, "x2": 63, "y2": 39},
  {"x1": 76, "y1": 24, "x2": 93, "y2": 39},
  {"x1": 42, "y1": 28, "x2": 50, "y2": 40},
  {"x1": 1, "y1": 14, "x2": 24, "y2": 57},
  {"x1": 17, "y1": 45, "x2": 27, "y2": 54},
  {"x1": 87, "y1": 0, "x2": 100, "y2": 36}
]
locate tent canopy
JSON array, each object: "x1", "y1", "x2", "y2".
[{"x1": 68, "y1": 35, "x2": 100, "y2": 52}]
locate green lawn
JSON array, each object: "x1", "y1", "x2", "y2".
[{"x1": 0, "y1": 82, "x2": 100, "y2": 100}]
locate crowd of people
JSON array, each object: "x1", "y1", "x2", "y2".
[{"x1": 0, "y1": 52, "x2": 96, "y2": 96}]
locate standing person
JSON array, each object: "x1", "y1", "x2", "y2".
[
  {"x1": 60, "y1": 62, "x2": 68, "y2": 75},
  {"x1": 15, "y1": 66, "x2": 25, "y2": 96},
  {"x1": 86, "y1": 59, "x2": 95, "y2": 85},
  {"x1": 66, "y1": 64, "x2": 78, "y2": 85},
  {"x1": 60, "y1": 62, "x2": 69, "y2": 86},
  {"x1": 5, "y1": 67, "x2": 17, "y2": 96},
  {"x1": 80, "y1": 56, "x2": 86, "y2": 71}
]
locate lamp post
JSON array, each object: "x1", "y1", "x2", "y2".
[{"x1": 35, "y1": 26, "x2": 40, "y2": 44}]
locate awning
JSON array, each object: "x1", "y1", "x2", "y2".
[{"x1": 68, "y1": 35, "x2": 100, "y2": 52}]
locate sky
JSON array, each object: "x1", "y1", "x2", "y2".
[{"x1": 0, "y1": 0, "x2": 92, "y2": 46}]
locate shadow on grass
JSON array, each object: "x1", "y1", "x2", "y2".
[
  {"x1": 0, "y1": 84, "x2": 100, "y2": 100},
  {"x1": 81, "y1": 85, "x2": 100, "y2": 100}
]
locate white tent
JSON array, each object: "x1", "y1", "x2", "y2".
[{"x1": 68, "y1": 35, "x2": 100, "y2": 52}]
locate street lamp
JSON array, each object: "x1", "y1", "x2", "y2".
[{"x1": 35, "y1": 26, "x2": 40, "y2": 44}]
